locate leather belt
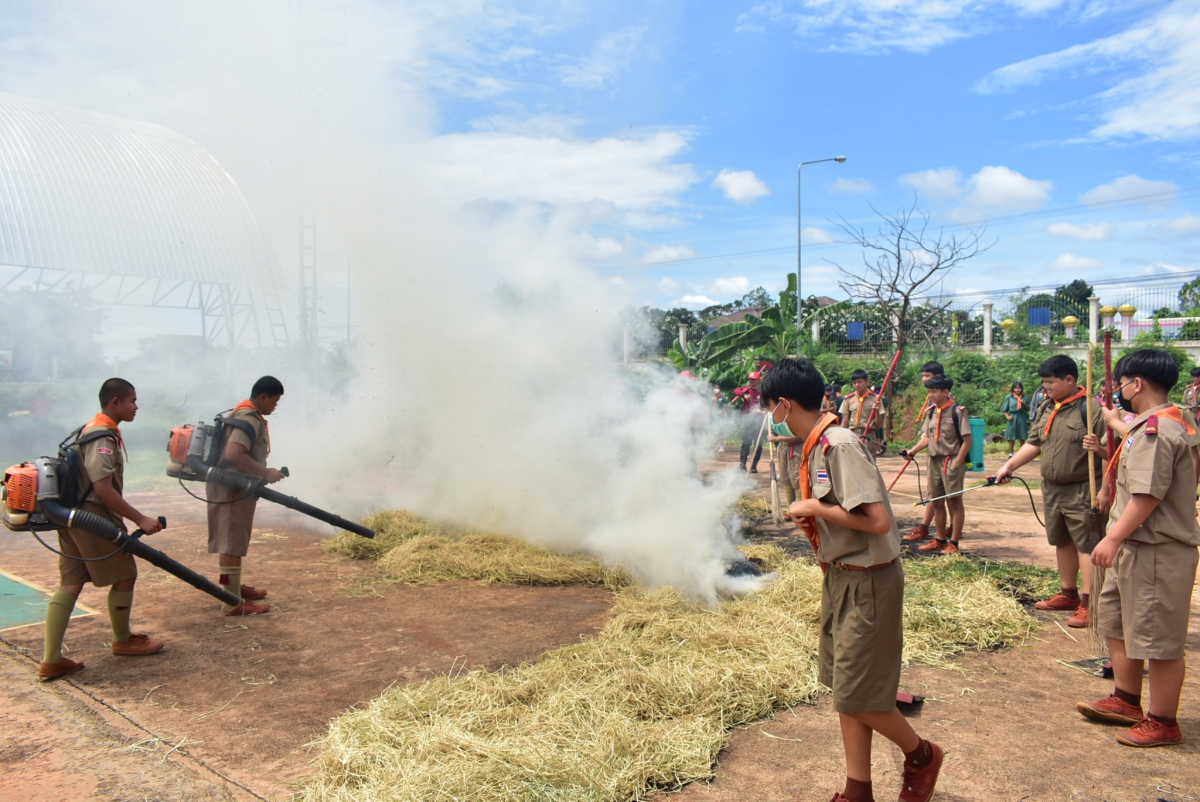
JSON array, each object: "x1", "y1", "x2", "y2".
[
  {"x1": 1124, "y1": 540, "x2": 1143, "y2": 547},
  {"x1": 833, "y1": 558, "x2": 897, "y2": 572}
]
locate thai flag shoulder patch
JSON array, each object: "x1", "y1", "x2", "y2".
[{"x1": 815, "y1": 470, "x2": 829, "y2": 484}]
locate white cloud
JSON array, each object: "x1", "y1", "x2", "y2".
[
  {"x1": 974, "y1": 1, "x2": 1200, "y2": 141},
  {"x1": 640, "y1": 245, "x2": 696, "y2": 264},
  {"x1": 658, "y1": 276, "x2": 681, "y2": 292},
  {"x1": 829, "y1": 176, "x2": 876, "y2": 194},
  {"x1": 803, "y1": 226, "x2": 836, "y2": 244},
  {"x1": 1047, "y1": 222, "x2": 1113, "y2": 240},
  {"x1": 414, "y1": 131, "x2": 697, "y2": 213},
  {"x1": 711, "y1": 168, "x2": 771, "y2": 204},
  {"x1": 679, "y1": 294, "x2": 718, "y2": 309},
  {"x1": 708, "y1": 276, "x2": 751, "y2": 296},
  {"x1": 736, "y1": 0, "x2": 1075, "y2": 55},
  {"x1": 1159, "y1": 214, "x2": 1200, "y2": 236},
  {"x1": 558, "y1": 26, "x2": 647, "y2": 90},
  {"x1": 1081, "y1": 175, "x2": 1177, "y2": 205},
  {"x1": 1051, "y1": 252, "x2": 1102, "y2": 270},
  {"x1": 966, "y1": 165, "x2": 1053, "y2": 211},
  {"x1": 898, "y1": 168, "x2": 963, "y2": 200}
]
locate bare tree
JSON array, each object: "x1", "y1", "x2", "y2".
[{"x1": 830, "y1": 199, "x2": 993, "y2": 356}]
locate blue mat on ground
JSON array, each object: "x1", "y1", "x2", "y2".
[{"x1": 0, "y1": 571, "x2": 89, "y2": 631}]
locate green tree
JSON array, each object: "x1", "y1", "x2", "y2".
[
  {"x1": 1180, "y1": 277, "x2": 1200, "y2": 314},
  {"x1": 1054, "y1": 279, "x2": 1094, "y2": 317}
]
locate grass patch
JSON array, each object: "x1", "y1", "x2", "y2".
[
  {"x1": 908, "y1": 554, "x2": 1058, "y2": 605},
  {"x1": 302, "y1": 541, "x2": 1039, "y2": 802}
]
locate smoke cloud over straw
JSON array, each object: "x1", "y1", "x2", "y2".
[{"x1": 0, "y1": 1, "x2": 770, "y2": 603}]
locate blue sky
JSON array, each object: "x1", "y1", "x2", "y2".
[
  {"x1": 403, "y1": 0, "x2": 1200, "y2": 309},
  {"x1": 4, "y1": 0, "x2": 1200, "y2": 332}
]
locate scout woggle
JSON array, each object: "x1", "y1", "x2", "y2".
[
  {"x1": 3, "y1": 452, "x2": 240, "y2": 607},
  {"x1": 167, "y1": 414, "x2": 376, "y2": 539}
]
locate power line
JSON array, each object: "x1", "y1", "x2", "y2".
[{"x1": 606, "y1": 184, "x2": 1200, "y2": 272}]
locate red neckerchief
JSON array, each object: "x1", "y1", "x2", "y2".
[
  {"x1": 233, "y1": 400, "x2": 270, "y2": 455},
  {"x1": 1043, "y1": 389, "x2": 1087, "y2": 437},
  {"x1": 1104, "y1": 405, "x2": 1195, "y2": 484},
  {"x1": 84, "y1": 412, "x2": 126, "y2": 459}
]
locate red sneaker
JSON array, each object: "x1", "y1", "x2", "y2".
[
  {"x1": 900, "y1": 741, "x2": 944, "y2": 802},
  {"x1": 1035, "y1": 592, "x2": 1081, "y2": 611},
  {"x1": 1117, "y1": 717, "x2": 1184, "y2": 748},
  {"x1": 240, "y1": 585, "x2": 268, "y2": 601},
  {"x1": 1066, "y1": 607, "x2": 1089, "y2": 628},
  {"x1": 903, "y1": 526, "x2": 931, "y2": 542},
  {"x1": 1076, "y1": 694, "x2": 1143, "y2": 725},
  {"x1": 38, "y1": 656, "x2": 84, "y2": 680},
  {"x1": 918, "y1": 539, "x2": 947, "y2": 552},
  {"x1": 225, "y1": 600, "x2": 271, "y2": 616},
  {"x1": 940, "y1": 541, "x2": 960, "y2": 555}
]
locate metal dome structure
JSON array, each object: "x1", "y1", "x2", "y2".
[{"x1": 0, "y1": 92, "x2": 287, "y2": 347}]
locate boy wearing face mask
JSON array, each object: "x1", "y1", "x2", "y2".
[
  {"x1": 1076, "y1": 349, "x2": 1199, "y2": 748},
  {"x1": 763, "y1": 358, "x2": 942, "y2": 802},
  {"x1": 995, "y1": 355, "x2": 1106, "y2": 627}
]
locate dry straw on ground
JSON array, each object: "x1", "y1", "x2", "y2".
[{"x1": 305, "y1": 527, "x2": 1039, "y2": 802}]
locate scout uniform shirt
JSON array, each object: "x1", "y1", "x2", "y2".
[
  {"x1": 216, "y1": 406, "x2": 270, "y2": 474},
  {"x1": 922, "y1": 402, "x2": 971, "y2": 457},
  {"x1": 76, "y1": 422, "x2": 125, "y2": 530},
  {"x1": 1109, "y1": 404, "x2": 1200, "y2": 547},
  {"x1": 1182, "y1": 383, "x2": 1200, "y2": 447},
  {"x1": 839, "y1": 391, "x2": 879, "y2": 433},
  {"x1": 1025, "y1": 393, "x2": 1104, "y2": 485},
  {"x1": 797, "y1": 426, "x2": 901, "y2": 567}
]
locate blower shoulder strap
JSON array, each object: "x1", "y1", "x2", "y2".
[
  {"x1": 216, "y1": 410, "x2": 258, "y2": 448},
  {"x1": 59, "y1": 427, "x2": 118, "y2": 508}
]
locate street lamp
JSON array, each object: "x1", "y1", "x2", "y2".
[{"x1": 797, "y1": 156, "x2": 847, "y2": 329}]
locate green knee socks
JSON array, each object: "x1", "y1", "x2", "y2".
[
  {"x1": 219, "y1": 566, "x2": 242, "y2": 612},
  {"x1": 43, "y1": 590, "x2": 78, "y2": 664},
  {"x1": 108, "y1": 589, "x2": 134, "y2": 644}
]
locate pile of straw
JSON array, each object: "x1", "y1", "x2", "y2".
[{"x1": 302, "y1": 547, "x2": 1037, "y2": 802}]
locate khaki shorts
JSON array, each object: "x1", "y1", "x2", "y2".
[
  {"x1": 1097, "y1": 539, "x2": 1198, "y2": 660},
  {"x1": 776, "y1": 445, "x2": 795, "y2": 490},
  {"x1": 819, "y1": 559, "x2": 904, "y2": 713},
  {"x1": 206, "y1": 482, "x2": 258, "y2": 557},
  {"x1": 927, "y1": 456, "x2": 964, "y2": 498},
  {"x1": 1042, "y1": 479, "x2": 1094, "y2": 554},
  {"x1": 57, "y1": 527, "x2": 138, "y2": 587}
]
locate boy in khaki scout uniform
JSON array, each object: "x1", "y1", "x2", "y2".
[
  {"x1": 208, "y1": 376, "x2": 286, "y2": 616},
  {"x1": 768, "y1": 429, "x2": 803, "y2": 519},
  {"x1": 1182, "y1": 367, "x2": 1200, "y2": 447},
  {"x1": 38, "y1": 378, "x2": 166, "y2": 681},
  {"x1": 763, "y1": 359, "x2": 944, "y2": 802},
  {"x1": 903, "y1": 361, "x2": 945, "y2": 544},
  {"x1": 995, "y1": 355, "x2": 1105, "y2": 628},
  {"x1": 838, "y1": 369, "x2": 879, "y2": 446},
  {"x1": 903, "y1": 375, "x2": 971, "y2": 555},
  {"x1": 1076, "y1": 349, "x2": 1199, "y2": 748}
]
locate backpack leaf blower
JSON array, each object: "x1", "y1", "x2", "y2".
[
  {"x1": 167, "y1": 416, "x2": 375, "y2": 539},
  {"x1": 3, "y1": 455, "x2": 240, "y2": 608}
]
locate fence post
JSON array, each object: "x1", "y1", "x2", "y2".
[
  {"x1": 1088, "y1": 296, "x2": 1100, "y2": 345},
  {"x1": 812, "y1": 314, "x2": 821, "y2": 343},
  {"x1": 982, "y1": 301, "x2": 994, "y2": 356},
  {"x1": 678, "y1": 324, "x2": 688, "y2": 355}
]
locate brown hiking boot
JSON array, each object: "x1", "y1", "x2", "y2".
[
  {"x1": 1117, "y1": 717, "x2": 1184, "y2": 748},
  {"x1": 38, "y1": 656, "x2": 84, "y2": 680},
  {"x1": 1035, "y1": 592, "x2": 1081, "y2": 611},
  {"x1": 903, "y1": 525, "x2": 931, "y2": 542},
  {"x1": 918, "y1": 539, "x2": 947, "y2": 552},
  {"x1": 112, "y1": 633, "x2": 164, "y2": 657},
  {"x1": 225, "y1": 600, "x2": 271, "y2": 616},
  {"x1": 1066, "y1": 607, "x2": 1089, "y2": 628},
  {"x1": 240, "y1": 585, "x2": 268, "y2": 601},
  {"x1": 900, "y1": 740, "x2": 944, "y2": 802},
  {"x1": 1077, "y1": 694, "x2": 1143, "y2": 725},
  {"x1": 941, "y1": 541, "x2": 960, "y2": 555}
]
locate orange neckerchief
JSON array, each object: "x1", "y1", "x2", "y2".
[
  {"x1": 1043, "y1": 388, "x2": 1087, "y2": 437},
  {"x1": 931, "y1": 400, "x2": 955, "y2": 443},
  {"x1": 84, "y1": 413, "x2": 126, "y2": 458},
  {"x1": 797, "y1": 412, "x2": 840, "y2": 563},
  {"x1": 916, "y1": 393, "x2": 932, "y2": 423},
  {"x1": 1104, "y1": 406, "x2": 1195, "y2": 484},
  {"x1": 852, "y1": 391, "x2": 874, "y2": 428},
  {"x1": 232, "y1": 399, "x2": 270, "y2": 454}
]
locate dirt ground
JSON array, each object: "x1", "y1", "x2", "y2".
[{"x1": 1, "y1": 450, "x2": 1198, "y2": 801}]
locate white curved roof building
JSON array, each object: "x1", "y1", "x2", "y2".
[{"x1": 0, "y1": 92, "x2": 285, "y2": 346}]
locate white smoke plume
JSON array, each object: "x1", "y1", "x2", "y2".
[{"x1": 0, "y1": 1, "x2": 771, "y2": 603}]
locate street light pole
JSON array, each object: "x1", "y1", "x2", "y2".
[{"x1": 797, "y1": 156, "x2": 847, "y2": 330}]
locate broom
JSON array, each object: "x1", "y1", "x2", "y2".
[{"x1": 768, "y1": 440, "x2": 783, "y2": 525}]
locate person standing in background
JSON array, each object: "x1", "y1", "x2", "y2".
[{"x1": 1000, "y1": 382, "x2": 1029, "y2": 457}]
